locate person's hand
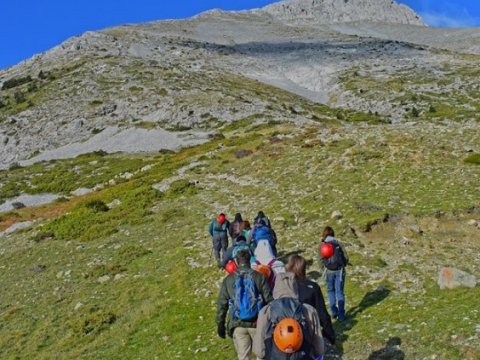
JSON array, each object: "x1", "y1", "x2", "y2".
[{"x1": 217, "y1": 322, "x2": 226, "y2": 339}]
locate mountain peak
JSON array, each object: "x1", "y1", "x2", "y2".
[{"x1": 260, "y1": 0, "x2": 425, "y2": 26}]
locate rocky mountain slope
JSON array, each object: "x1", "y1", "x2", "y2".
[{"x1": 0, "y1": 0, "x2": 479, "y2": 359}]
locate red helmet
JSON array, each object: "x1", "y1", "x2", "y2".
[
  {"x1": 218, "y1": 214, "x2": 226, "y2": 224},
  {"x1": 320, "y1": 242, "x2": 334, "y2": 259},
  {"x1": 225, "y1": 260, "x2": 237, "y2": 274},
  {"x1": 273, "y1": 318, "x2": 304, "y2": 353}
]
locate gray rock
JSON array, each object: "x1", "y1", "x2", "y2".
[
  {"x1": 97, "y1": 275, "x2": 111, "y2": 283},
  {"x1": 331, "y1": 210, "x2": 344, "y2": 220},
  {"x1": 438, "y1": 267, "x2": 477, "y2": 290}
]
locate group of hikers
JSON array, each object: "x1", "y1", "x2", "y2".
[{"x1": 208, "y1": 212, "x2": 349, "y2": 360}]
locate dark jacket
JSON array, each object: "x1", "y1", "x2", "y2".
[
  {"x1": 216, "y1": 264, "x2": 273, "y2": 337},
  {"x1": 297, "y1": 278, "x2": 335, "y2": 345}
]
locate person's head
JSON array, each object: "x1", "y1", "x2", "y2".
[
  {"x1": 235, "y1": 250, "x2": 251, "y2": 266},
  {"x1": 234, "y1": 213, "x2": 243, "y2": 222},
  {"x1": 217, "y1": 213, "x2": 226, "y2": 224},
  {"x1": 235, "y1": 235, "x2": 247, "y2": 244},
  {"x1": 285, "y1": 254, "x2": 307, "y2": 280},
  {"x1": 240, "y1": 221, "x2": 251, "y2": 231},
  {"x1": 257, "y1": 211, "x2": 265, "y2": 218},
  {"x1": 322, "y1": 226, "x2": 335, "y2": 241}
]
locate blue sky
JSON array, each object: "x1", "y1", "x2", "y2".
[{"x1": 1, "y1": 0, "x2": 479, "y2": 70}]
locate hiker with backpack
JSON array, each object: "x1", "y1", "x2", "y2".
[
  {"x1": 253, "y1": 272, "x2": 325, "y2": 360},
  {"x1": 253, "y1": 239, "x2": 285, "y2": 289},
  {"x1": 250, "y1": 219, "x2": 277, "y2": 256},
  {"x1": 229, "y1": 213, "x2": 244, "y2": 242},
  {"x1": 209, "y1": 213, "x2": 231, "y2": 268},
  {"x1": 286, "y1": 255, "x2": 336, "y2": 346},
  {"x1": 240, "y1": 220, "x2": 252, "y2": 242},
  {"x1": 216, "y1": 250, "x2": 273, "y2": 360},
  {"x1": 319, "y1": 226, "x2": 349, "y2": 322},
  {"x1": 221, "y1": 235, "x2": 253, "y2": 269},
  {"x1": 254, "y1": 210, "x2": 271, "y2": 228}
]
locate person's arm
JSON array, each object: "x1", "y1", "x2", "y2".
[
  {"x1": 313, "y1": 283, "x2": 335, "y2": 344},
  {"x1": 216, "y1": 279, "x2": 229, "y2": 327},
  {"x1": 208, "y1": 221, "x2": 214, "y2": 237},
  {"x1": 305, "y1": 305, "x2": 325, "y2": 358},
  {"x1": 253, "y1": 307, "x2": 269, "y2": 360},
  {"x1": 221, "y1": 248, "x2": 232, "y2": 268},
  {"x1": 339, "y1": 241, "x2": 349, "y2": 265}
]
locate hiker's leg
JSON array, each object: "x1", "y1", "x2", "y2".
[
  {"x1": 326, "y1": 272, "x2": 338, "y2": 317},
  {"x1": 212, "y1": 235, "x2": 222, "y2": 266},
  {"x1": 336, "y1": 269, "x2": 346, "y2": 320},
  {"x1": 220, "y1": 233, "x2": 228, "y2": 262},
  {"x1": 233, "y1": 327, "x2": 254, "y2": 360}
]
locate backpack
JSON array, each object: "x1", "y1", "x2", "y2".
[
  {"x1": 253, "y1": 226, "x2": 273, "y2": 244},
  {"x1": 214, "y1": 220, "x2": 227, "y2": 233},
  {"x1": 264, "y1": 298, "x2": 312, "y2": 360},
  {"x1": 255, "y1": 259, "x2": 276, "y2": 289},
  {"x1": 229, "y1": 270, "x2": 264, "y2": 321},
  {"x1": 323, "y1": 240, "x2": 347, "y2": 271}
]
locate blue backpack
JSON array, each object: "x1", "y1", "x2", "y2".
[
  {"x1": 229, "y1": 270, "x2": 263, "y2": 320},
  {"x1": 253, "y1": 226, "x2": 273, "y2": 244}
]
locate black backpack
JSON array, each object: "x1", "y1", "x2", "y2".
[
  {"x1": 323, "y1": 240, "x2": 347, "y2": 271},
  {"x1": 264, "y1": 298, "x2": 312, "y2": 360}
]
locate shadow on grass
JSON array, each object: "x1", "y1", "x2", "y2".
[
  {"x1": 326, "y1": 285, "x2": 391, "y2": 360},
  {"x1": 367, "y1": 337, "x2": 405, "y2": 360}
]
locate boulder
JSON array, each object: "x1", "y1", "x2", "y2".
[{"x1": 438, "y1": 267, "x2": 477, "y2": 290}]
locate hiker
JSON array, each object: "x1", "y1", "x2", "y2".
[
  {"x1": 254, "y1": 210, "x2": 271, "y2": 228},
  {"x1": 250, "y1": 219, "x2": 277, "y2": 256},
  {"x1": 229, "y1": 213, "x2": 244, "y2": 242},
  {"x1": 320, "y1": 226, "x2": 349, "y2": 321},
  {"x1": 286, "y1": 254, "x2": 336, "y2": 346},
  {"x1": 221, "y1": 235, "x2": 253, "y2": 269},
  {"x1": 208, "y1": 213, "x2": 231, "y2": 268},
  {"x1": 240, "y1": 220, "x2": 252, "y2": 242},
  {"x1": 253, "y1": 272, "x2": 325, "y2": 360},
  {"x1": 216, "y1": 250, "x2": 273, "y2": 360},
  {"x1": 253, "y1": 239, "x2": 285, "y2": 289}
]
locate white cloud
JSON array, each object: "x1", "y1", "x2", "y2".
[{"x1": 421, "y1": 11, "x2": 479, "y2": 27}]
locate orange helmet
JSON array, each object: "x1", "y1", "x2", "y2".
[
  {"x1": 225, "y1": 260, "x2": 237, "y2": 274},
  {"x1": 320, "y1": 242, "x2": 334, "y2": 259},
  {"x1": 218, "y1": 214, "x2": 226, "y2": 224},
  {"x1": 255, "y1": 264, "x2": 272, "y2": 280},
  {"x1": 273, "y1": 318, "x2": 304, "y2": 353}
]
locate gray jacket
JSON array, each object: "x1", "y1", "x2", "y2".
[{"x1": 253, "y1": 272, "x2": 324, "y2": 359}]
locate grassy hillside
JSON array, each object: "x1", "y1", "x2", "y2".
[{"x1": 1, "y1": 118, "x2": 479, "y2": 359}]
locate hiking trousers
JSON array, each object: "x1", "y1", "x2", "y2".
[
  {"x1": 326, "y1": 268, "x2": 346, "y2": 320},
  {"x1": 212, "y1": 232, "x2": 228, "y2": 265},
  {"x1": 232, "y1": 327, "x2": 256, "y2": 360}
]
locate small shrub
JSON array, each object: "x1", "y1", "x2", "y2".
[
  {"x1": 2, "y1": 76, "x2": 32, "y2": 90},
  {"x1": 81, "y1": 309, "x2": 117, "y2": 335},
  {"x1": 464, "y1": 154, "x2": 480, "y2": 165},
  {"x1": 14, "y1": 91, "x2": 26, "y2": 104},
  {"x1": 85, "y1": 199, "x2": 109, "y2": 212},
  {"x1": 235, "y1": 149, "x2": 254, "y2": 159},
  {"x1": 429, "y1": 104, "x2": 437, "y2": 113},
  {"x1": 411, "y1": 107, "x2": 420, "y2": 118},
  {"x1": 32, "y1": 231, "x2": 55, "y2": 243}
]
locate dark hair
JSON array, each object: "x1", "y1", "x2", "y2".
[
  {"x1": 235, "y1": 250, "x2": 251, "y2": 265},
  {"x1": 257, "y1": 211, "x2": 265, "y2": 217},
  {"x1": 322, "y1": 226, "x2": 335, "y2": 241},
  {"x1": 234, "y1": 213, "x2": 243, "y2": 222},
  {"x1": 285, "y1": 255, "x2": 307, "y2": 280},
  {"x1": 235, "y1": 235, "x2": 247, "y2": 244}
]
